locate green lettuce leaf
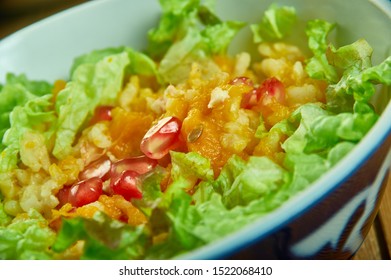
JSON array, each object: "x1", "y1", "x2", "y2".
[
  {"x1": 133, "y1": 166, "x2": 167, "y2": 217},
  {"x1": 327, "y1": 141, "x2": 356, "y2": 166},
  {"x1": 4, "y1": 73, "x2": 52, "y2": 97},
  {"x1": 280, "y1": 102, "x2": 378, "y2": 155},
  {"x1": 305, "y1": 20, "x2": 390, "y2": 114},
  {"x1": 159, "y1": 0, "x2": 200, "y2": 14},
  {"x1": 0, "y1": 209, "x2": 56, "y2": 260},
  {"x1": 202, "y1": 21, "x2": 246, "y2": 55},
  {"x1": 327, "y1": 56, "x2": 391, "y2": 108},
  {"x1": 147, "y1": 172, "x2": 260, "y2": 256},
  {"x1": 142, "y1": 177, "x2": 204, "y2": 259},
  {"x1": 0, "y1": 201, "x2": 11, "y2": 227},
  {"x1": 170, "y1": 151, "x2": 214, "y2": 184},
  {"x1": 53, "y1": 52, "x2": 129, "y2": 159},
  {"x1": 281, "y1": 103, "x2": 330, "y2": 154},
  {"x1": 222, "y1": 156, "x2": 289, "y2": 208},
  {"x1": 70, "y1": 47, "x2": 159, "y2": 79},
  {"x1": 191, "y1": 193, "x2": 255, "y2": 243},
  {"x1": 147, "y1": 0, "x2": 200, "y2": 59},
  {"x1": 228, "y1": 153, "x2": 327, "y2": 218},
  {"x1": 52, "y1": 212, "x2": 147, "y2": 260},
  {"x1": 158, "y1": 28, "x2": 208, "y2": 84},
  {"x1": 154, "y1": 154, "x2": 298, "y2": 252},
  {"x1": 326, "y1": 39, "x2": 373, "y2": 70},
  {"x1": 191, "y1": 181, "x2": 215, "y2": 204},
  {"x1": 211, "y1": 154, "x2": 247, "y2": 194},
  {"x1": 250, "y1": 4, "x2": 296, "y2": 43},
  {"x1": 164, "y1": 179, "x2": 205, "y2": 250},
  {"x1": 0, "y1": 74, "x2": 56, "y2": 172},
  {"x1": 70, "y1": 47, "x2": 124, "y2": 75},
  {"x1": 284, "y1": 153, "x2": 329, "y2": 192},
  {"x1": 305, "y1": 19, "x2": 338, "y2": 83},
  {"x1": 0, "y1": 94, "x2": 56, "y2": 172},
  {"x1": 185, "y1": 155, "x2": 245, "y2": 205},
  {"x1": 148, "y1": 0, "x2": 245, "y2": 84},
  {"x1": 0, "y1": 74, "x2": 52, "y2": 147},
  {"x1": 147, "y1": 0, "x2": 238, "y2": 59},
  {"x1": 325, "y1": 39, "x2": 374, "y2": 112}
]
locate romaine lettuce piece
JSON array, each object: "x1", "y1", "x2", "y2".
[
  {"x1": 222, "y1": 156, "x2": 289, "y2": 208},
  {"x1": 0, "y1": 94, "x2": 56, "y2": 172},
  {"x1": 327, "y1": 56, "x2": 391, "y2": 108},
  {"x1": 147, "y1": 0, "x2": 204, "y2": 59},
  {"x1": 210, "y1": 154, "x2": 247, "y2": 194},
  {"x1": 202, "y1": 21, "x2": 246, "y2": 55},
  {"x1": 157, "y1": 28, "x2": 207, "y2": 84},
  {"x1": 276, "y1": 103, "x2": 377, "y2": 157},
  {"x1": 170, "y1": 151, "x2": 214, "y2": 185},
  {"x1": 0, "y1": 209, "x2": 56, "y2": 260},
  {"x1": 4, "y1": 73, "x2": 52, "y2": 97},
  {"x1": 0, "y1": 74, "x2": 52, "y2": 147},
  {"x1": 305, "y1": 20, "x2": 391, "y2": 113},
  {"x1": 70, "y1": 47, "x2": 159, "y2": 79},
  {"x1": 281, "y1": 103, "x2": 330, "y2": 154},
  {"x1": 53, "y1": 52, "x2": 129, "y2": 159},
  {"x1": 327, "y1": 141, "x2": 356, "y2": 166},
  {"x1": 52, "y1": 212, "x2": 147, "y2": 260},
  {"x1": 0, "y1": 201, "x2": 11, "y2": 227},
  {"x1": 148, "y1": 0, "x2": 245, "y2": 84},
  {"x1": 326, "y1": 39, "x2": 373, "y2": 70},
  {"x1": 284, "y1": 153, "x2": 329, "y2": 193},
  {"x1": 305, "y1": 19, "x2": 338, "y2": 83},
  {"x1": 250, "y1": 4, "x2": 296, "y2": 43}
]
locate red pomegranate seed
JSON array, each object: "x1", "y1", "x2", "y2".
[
  {"x1": 110, "y1": 170, "x2": 142, "y2": 200},
  {"x1": 241, "y1": 89, "x2": 258, "y2": 109},
  {"x1": 89, "y1": 106, "x2": 113, "y2": 125},
  {"x1": 230, "y1": 77, "x2": 257, "y2": 109},
  {"x1": 57, "y1": 186, "x2": 71, "y2": 208},
  {"x1": 111, "y1": 156, "x2": 157, "y2": 180},
  {"x1": 257, "y1": 77, "x2": 286, "y2": 105},
  {"x1": 68, "y1": 177, "x2": 103, "y2": 207},
  {"x1": 140, "y1": 116, "x2": 182, "y2": 159},
  {"x1": 240, "y1": 77, "x2": 286, "y2": 109},
  {"x1": 79, "y1": 156, "x2": 112, "y2": 182}
]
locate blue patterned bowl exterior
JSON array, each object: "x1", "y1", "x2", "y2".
[{"x1": 0, "y1": 0, "x2": 390, "y2": 260}]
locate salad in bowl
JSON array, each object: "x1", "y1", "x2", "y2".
[{"x1": 0, "y1": 0, "x2": 390, "y2": 260}]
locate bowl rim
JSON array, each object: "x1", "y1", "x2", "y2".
[{"x1": 0, "y1": 0, "x2": 390, "y2": 260}]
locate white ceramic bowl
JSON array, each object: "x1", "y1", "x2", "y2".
[{"x1": 0, "y1": 0, "x2": 390, "y2": 259}]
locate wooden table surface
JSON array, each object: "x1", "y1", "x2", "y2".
[
  {"x1": 353, "y1": 172, "x2": 391, "y2": 260},
  {"x1": 1, "y1": 0, "x2": 390, "y2": 261}
]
